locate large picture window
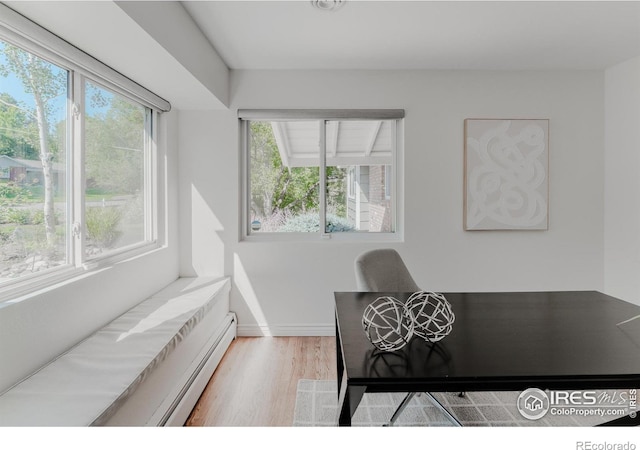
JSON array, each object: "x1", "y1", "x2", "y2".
[
  {"x1": 0, "y1": 5, "x2": 168, "y2": 298},
  {"x1": 0, "y1": 40, "x2": 69, "y2": 280},
  {"x1": 241, "y1": 110, "x2": 403, "y2": 239},
  {"x1": 83, "y1": 81, "x2": 149, "y2": 259}
]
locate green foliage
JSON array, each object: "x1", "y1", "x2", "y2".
[
  {"x1": 0, "y1": 42, "x2": 67, "y2": 104},
  {"x1": 250, "y1": 121, "x2": 320, "y2": 217},
  {"x1": 0, "y1": 207, "x2": 8, "y2": 225},
  {"x1": 84, "y1": 82, "x2": 145, "y2": 195},
  {"x1": 85, "y1": 206, "x2": 123, "y2": 248},
  {"x1": 0, "y1": 93, "x2": 39, "y2": 158},
  {"x1": 249, "y1": 122, "x2": 347, "y2": 222},
  {"x1": 0, "y1": 206, "x2": 50, "y2": 226},
  {"x1": 1, "y1": 178, "x2": 58, "y2": 229},
  {"x1": 0, "y1": 181, "x2": 32, "y2": 204},
  {"x1": 1, "y1": 39, "x2": 67, "y2": 245},
  {"x1": 326, "y1": 166, "x2": 347, "y2": 216},
  {"x1": 30, "y1": 209, "x2": 44, "y2": 225},
  {"x1": 0, "y1": 226, "x2": 10, "y2": 243},
  {"x1": 4, "y1": 208, "x2": 30, "y2": 225},
  {"x1": 86, "y1": 187, "x2": 112, "y2": 197},
  {"x1": 278, "y1": 212, "x2": 354, "y2": 233},
  {"x1": 24, "y1": 184, "x2": 45, "y2": 199},
  {"x1": 0, "y1": 41, "x2": 66, "y2": 160},
  {"x1": 325, "y1": 214, "x2": 355, "y2": 232}
]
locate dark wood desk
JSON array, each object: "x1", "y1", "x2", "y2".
[{"x1": 334, "y1": 291, "x2": 640, "y2": 426}]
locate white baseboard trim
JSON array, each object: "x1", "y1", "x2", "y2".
[
  {"x1": 158, "y1": 313, "x2": 237, "y2": 426},
  {"x1": 237, "y1": 323, "x2": 334, "y2": 337}
]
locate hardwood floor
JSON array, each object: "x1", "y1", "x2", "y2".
[{"x1": 186, "y1": 336, "x2": 337, "y2": 426}]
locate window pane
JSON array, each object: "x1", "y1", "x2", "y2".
[
  {"x1": 249, "y1": 120, "x2": 320, "y2": 232},
  {"x1": 84, "y1": 80, "x2": 147, "y2": 258},
  {"x1": 0, "y1": 39, "x2": 68, "y2": 284},
  {"x1": 325, "y1": 120, "x2": 394, "y2": 233}
]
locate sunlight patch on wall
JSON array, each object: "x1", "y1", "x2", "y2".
[
  {"x1": 233, "y1": 252, "x2": 271, "y2": 336},
  {"x1": 188, "y1": 185, "x2": 225, "y2": 277}
]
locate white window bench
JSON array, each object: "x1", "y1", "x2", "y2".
[{"x1": 0, "y1": 277, "x2": 235, "y2": 426}]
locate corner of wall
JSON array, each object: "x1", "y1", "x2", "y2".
[{"x1": 603, "y1": 55, "x2": 640, "y2": 305}]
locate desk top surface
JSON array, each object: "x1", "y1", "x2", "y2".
[{"x1": 334, "y1": 291, "x2": 640, "y2": 391}]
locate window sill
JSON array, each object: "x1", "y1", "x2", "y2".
[
  {"x1": 0, "y1": 266, "x2": 82, "y2": 306},
  {"x1": 83, "y1": 241, "x2": 160, "y2": 271},
  {"x1": 0, "y1": 241, "x2": 162, "y2": 307},
  {"x1": 241, "y1": 232, "x2": 403, "y2": 243}
]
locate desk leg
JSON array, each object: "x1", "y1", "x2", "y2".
[
  {"x1": 337, "y1": 381, "x2": 365, "y2": 426},
  {"x1": 335, "y1": 314, "x2": 365, "y2": 426},
  {"x1": 335, "y1": 314, "x2": 344, "y2": 399}
]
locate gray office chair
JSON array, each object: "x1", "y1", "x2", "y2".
[
  {"x1": 354, "y1": 248, "x2": 461, "y2": 427},
  {"x1": 355, "y1": 248, "x2": 420, "y2": 292}
]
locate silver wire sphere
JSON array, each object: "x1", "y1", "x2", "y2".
[
  {"x1": 405, "y1": 291, "x2": 455, "y2": 342},
  {"x1": 361, "y1": 296, "x2": 414, "y2": 351}
]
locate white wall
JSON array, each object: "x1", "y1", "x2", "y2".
[
  {"x1": 116, "y1": 1, "x2": 229, "y2": 108},
  {"x1": 6, "y1": 1, "x2": 227, "y2": 110},
  {"x1": 0, "y1": 111, "x2": 181, "y2": 393},
  {"x1": 604, "y1": 56, "x2": 640, "y2": 306},
  {"x1": 180, "y1": 69, "x2": 606, "y2": 335}
]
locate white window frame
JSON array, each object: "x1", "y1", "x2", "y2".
[
  {"x1": 239, "y1": 109, "x2": 404, "y2": 242},
  {"x1": 347, "y1": 166, "x2": 357, "y2": 199},
  {"x1": 384, "y1": 164, "x2": 392, "y2": 200},
  {"x1": 0, "y1": 4, "x2": 169, "y2": 302}
]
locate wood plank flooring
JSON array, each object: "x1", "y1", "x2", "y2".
[{"x1": 186, "y1": 336, "x2": 336, "y2": 426}]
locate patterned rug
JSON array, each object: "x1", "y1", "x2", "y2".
[{"x1": 292, "y1": 379, "x2": 624, "y2": 427}]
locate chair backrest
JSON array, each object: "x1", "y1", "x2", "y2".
[{"x1": 354, "y1": 248, "x2": 420, "y2": 292}]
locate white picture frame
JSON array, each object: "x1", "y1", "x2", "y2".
[{"x1": 464, "y1": 119, "x2": 549, "y2": 231}]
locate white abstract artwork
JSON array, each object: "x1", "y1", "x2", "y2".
[{"x1": 464, "y1": 119, "x2": 549, "y2": 230}]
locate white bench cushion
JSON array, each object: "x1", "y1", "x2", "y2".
[{"x1": 0, "y1": 277, "x2": 230, "y2": 426}]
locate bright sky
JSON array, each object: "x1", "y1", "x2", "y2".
[
  {"x1": 0, "y1": 58, "x2": 34, "y2": 107},
  {"x1": 1, "y1": 40, "x2": 123, "y2": 128},
  {"x1": 0, "y1": 41, "x2": 68, "y2": 123}
]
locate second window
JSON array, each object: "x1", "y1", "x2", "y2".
[{"x1": 243, "y1": 112, "x2": 402, "y2": 237}]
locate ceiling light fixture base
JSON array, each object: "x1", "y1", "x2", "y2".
[{"x1": 311, "y1": 0, "x2": 345, "y2": 12}]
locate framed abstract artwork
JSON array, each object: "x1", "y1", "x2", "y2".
[{"x1": 464, "y1": 119, "x2": 549, "y2": 230}]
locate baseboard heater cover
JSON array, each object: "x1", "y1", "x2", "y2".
[{"x1": 157, "y1": 313, "x2": 236, "y2": 426}]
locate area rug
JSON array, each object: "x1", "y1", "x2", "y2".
[{"x1": 292, "y1": 379, "x2": 622, "y2": 427}]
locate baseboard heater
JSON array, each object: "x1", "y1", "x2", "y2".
[{"x1": 156, "y1": 313, "x2": 236, "y2": 426}]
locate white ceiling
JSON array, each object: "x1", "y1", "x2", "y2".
[
  {"x1": 4, "y1": 1, "x2": 228, "y2": 109},
  {"x1": 4, "y1": 0, "x2": 639, "y2": 109},
  {"x1": 182, "y1": 0, "x2": 640, "y2": 70}
]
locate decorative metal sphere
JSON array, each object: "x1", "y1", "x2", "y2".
[
  {"x1": 405, "y1": 291, "x2": 455, "y2": 342},
  {"x1": 361, "y1": 296, "x2": 414, "y2": 352}
]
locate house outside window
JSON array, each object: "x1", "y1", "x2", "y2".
[
  {"x1": 240, "y1": 110, "x2": 403, "y2": 240},
  {"x1": 0, "y1": 5, "x2": 169, "y2": 299},
  {"x1": 0, "y1": 40, "x2": 70, "y2": 283}
]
